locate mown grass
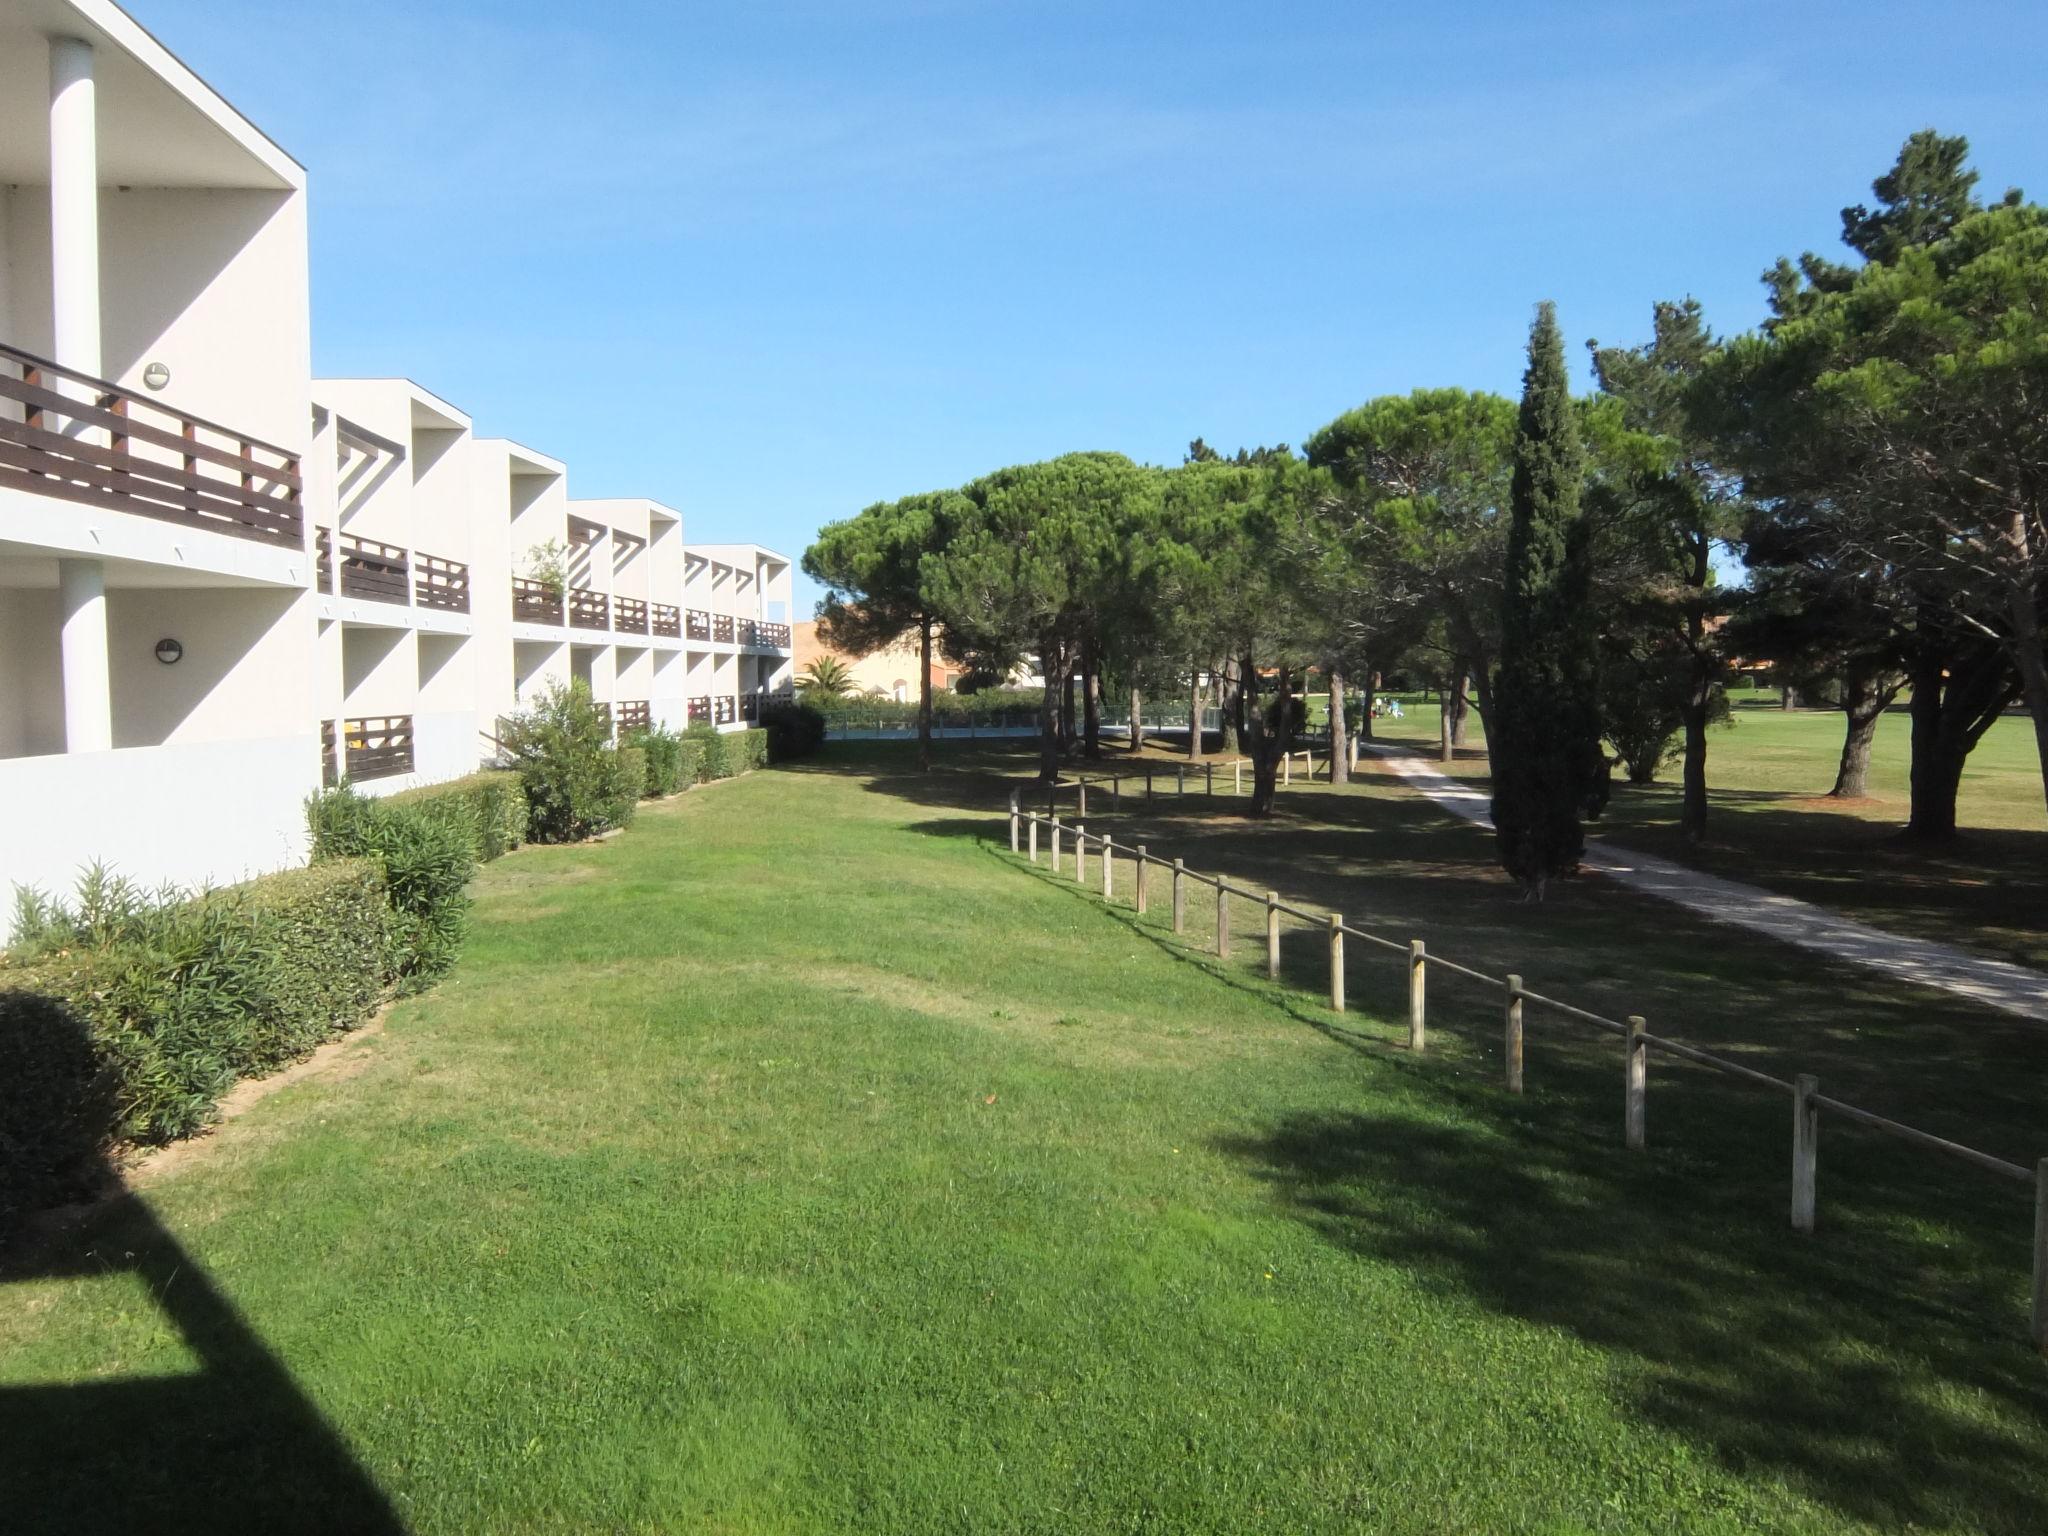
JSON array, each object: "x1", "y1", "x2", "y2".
[{"x1": 3, "y1": 749, "x2": 2046, "y2": 1533}]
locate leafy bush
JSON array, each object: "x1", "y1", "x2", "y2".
[
  {"x1": 628, "y1": 725, "x2": 686, "y2": 797},
  {"x1": 802, "y1": 687, "x2": 1042, "y2": 725},
  {"x1": 684, "y1": 723, "x2": 729, "y2": 782},
  {"x1": 307, "y1": 787, "x2": 475, "y2": 987},
  {"x1": 607, "y1": 747, "x2": 646, "y2": 830},
  {"x1": 500, "y1": 680, "x2": 641, "y2": 842},
  {"x1": 676, "y1": 735, "x2": 706, "y2": 787},
  {"x1": 388, "y1": 771, "x2": 527, "y2": 860},
  {"x1": 728, "y1": 728, "x2": 769, "y2": 773},
  {"x1": 760, "y1": 700, "x2": 826, "y2": 761},
  {"x1": 1, "y1": 858, "x2": 389, "y2": 1217}
]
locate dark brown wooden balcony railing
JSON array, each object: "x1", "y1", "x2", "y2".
[
  {"x1": 714, "y1": 694, "x2": 737, "y2": 725},
  {"x1": 568, "y1": 588, "x2": 609, "y2": 631},
  {"x1": 614, "y1": 596, "x2": 649, "y2": 633},
  {"x1": 755, "y1": 621, "x2": 792, "y2": 648},
  {"x1": 651, "y1": 603, "x2": 681, "y2": 639},
  {"x1": 0, "y1": 339, "x2": 302, "y2": 546},
  {"x1": 618, "y1": 700, "x2": 652, "y2": 733},
  {"x1": 512, "y1": 576, "x2": 563, "y2": 625},
  {"x1": 685, "y1": 608, "x2": 711, "y2": 641},
  {"x1": 687, "y1": 695, "x2": 711, "y2": 723},
  {"x1": 314, "y1": 525, "x2": 334, "y2": 594},
  {"x1": 739, "y1": 693, "x2": 759, "y2": 722},
  {"x1": 712, "y1": 613, "x2": 735, "y2": 644},
  {"x1": 415, "y1": 551, "x2": 470, "y2": 612},
  {"x1": 342, "y1": 715, "x2": 413, "y2": 781},
  {"x1": 338, "y1": 531, "x2": 409, "y2": 603},
  {"x1": 320, "y1": 719, "x2": 338, "y2": 787}
]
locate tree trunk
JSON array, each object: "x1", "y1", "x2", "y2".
[
  {"x1": 1244, "y1": 658, "x2": 1298, "y2": 817},
  {"x1": 1438, "y1": 685, "x2": 1453, "y2": 763},
  {"x1": 1036, "y1": 641, "x2": 1064, "y2": 785},
  {"x1": 916, "y1": 614, "x2": 934, "y2": 774},
  {"x1": 1830, "y1": 660, "x2": 1901, "y2": 799},
  {"x1": 1128, "y1": 686, "x2": 1143, "y2": 753},
  {"x1": 1060, "y1": 659, "x2": 1077, "y2": 751},
  {"x1": 1905, "y1": 623, "x2": 2017, "y2": 840},
  {"x1": 1359, "y1": 663, "x2": 1375, "y2": 742},
  {"x1": 1468, "y1": 659, "x2": 1494, "y2": 752},
  {"x1": 1082, "y1": 641, "x2": 1102, "y2": 760},
  {"x1": 1448, "y1": 669, "x2": 1471, "y2": 747},
  {"x1": 1186, "y1": 666, "x2": 1205, "y2": 760},
  {"x1": 1225, "y1": 657, "x2": 1246, "y2": 753},
  {"x1": 2006, "y1": 575, "x2": 2048, "y2": 821},
  {"x1": 1678, "y1": 702, "x2": 1708, "y2": 845},
  {"x1": 1328, "y1": 668, "x2": 1349, "y2": 784}
]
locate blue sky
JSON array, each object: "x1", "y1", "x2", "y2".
[{"x1": 142, "y1": 0, "x2": 2046, "y2": 614}]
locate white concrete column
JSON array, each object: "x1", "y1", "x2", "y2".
[
  {"x1": 59, "y1": 558, "x2": 113, "y2": 753},
  {"x1": 48, "y1": 35, "x2": 102, "y2": 378}
]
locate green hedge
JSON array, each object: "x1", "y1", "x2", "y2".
[
  {"x1": 627, "y1": 726, "x2": 686, "y2": 797},
  {"x1": 1, "y1": 858, "x2": 388, "y2": 1220},
  {"x1": 307, "y1": 788, "x2": 476, "y2": 987},
  {"x1": 684, "y1": 726, "x2": 768, "y2": 783},
  {"x1": 387, "y1": 770, "x2": 527, "y2": 861},
  {"x1": 501, "y1": 680, "x2": 641, "y2": 842},
  {"x1": 761, "y1": 700, "x2": 826, "y2": 761}
]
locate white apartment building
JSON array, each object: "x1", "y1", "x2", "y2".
[{"x1": 0, "y1": 0, "x2": 792, "y2": 932}]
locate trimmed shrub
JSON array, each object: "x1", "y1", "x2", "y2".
[
  {"x1": 1, "y1": 857, "x2": 389, "y2": 1217},
  {"x1": 675, "y1": 735, "x2": 707, "y2": 787},
  {"x1": 628, "y1": 726, "x2": 686, "y2": 798},
  {"x1": 729, "y1": 728, "x2": 769, "y2": 773},
  {"x1": 684, "y1": 723, "x2": 727, "y2": 782},
  {"x1": 605, "y1": 747, "x2": 645, "y2": 831},
  {"x1": 307, "y1": 787, "x2": 475, "y2": 988},
  {"x1": 682, "y1": 725, "x2": 768, "y2": 783},
  {"x1": 388, "y1": 770, "x2": 527, "y2": 861},
  {"x1": 501, "y1": 680, "x2": 641, "y2": 842},
  {"x1": 761, "y1": 700, "x2": 826, "y2": 761}
]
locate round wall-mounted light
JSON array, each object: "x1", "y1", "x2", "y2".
[
  {"x1": 143, "y1": 361, "x2": 171, "y2": 391},
  {"x1": 155, "y1": 638, "x2": 183, "y2": 665}
]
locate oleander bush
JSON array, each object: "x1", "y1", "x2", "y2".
[
  {"x1": 628, "y1": 725, "x2": 687, "y2": 797},
  {"x1": 307, "y1": 787, "x2": 476, "y2": 987},
  {"x1": 608, "y1": 746, "x2": 647, "y2": 830},
  {"x1": 500, "y1": 680, "x2": 642, "y2": 842},
  {"x1": 388, "y1": 770, "x2": 528, "y2": 860},
  {"x1": 1, "y1": 857, "x2": 388, "y2": 1220},
  {"x1": 760, "y1": 699, "x2": 826, "y2": 761}
]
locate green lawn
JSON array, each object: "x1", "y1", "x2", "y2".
[
  {"x1": 1347, "y1": 697, "x2": 2047, "y2": 969},
  {"x1": 4, "y1": 750, "x2": 2046, "y2": 1532}
]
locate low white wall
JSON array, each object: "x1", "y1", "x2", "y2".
[{"x1": 0, "y1": 734, "x2": 316, "y2": 941}]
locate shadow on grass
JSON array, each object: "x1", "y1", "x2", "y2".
[{"x1": 1215, "y1": 1102, "x2": 2048, "y2": 1534}]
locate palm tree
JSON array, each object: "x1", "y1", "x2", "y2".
[{"x1": 798, "y1": 656, "x2": 856, "y2": 697}]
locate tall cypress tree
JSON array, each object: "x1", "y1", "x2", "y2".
[{"x1": 1492, "y1": 302, "x2": 1605, "y2": 895}]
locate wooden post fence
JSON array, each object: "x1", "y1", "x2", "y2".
[
  {"x1": 1078, "y1": 781, "x2": 1088, "y2": 817},
  {"x1": 1112, "y1": 778, "x2": 1121, "y2": 812},
  {"x1": 1408, "y1": 939, "x2": 1427, "y2": 1052},
  {"x1": 1135, "y1": 846, "x2": 1149, "y2": 914},
  {"x1": 1626, "y1": 1016, "x2": 1648, "y2": 1151},
  {"x1": 1028, "y1": 816, "x2": 1038, "y2": 863},
  {"x1": 1215, "y1": 883, "x2": 1230, "y2": 958},
  {"x1": 1177, "y1": 766, "x2": 1185, "y2": 796},
  {"x1": 1504, "y1": 974, "x2": 1524, "y2": 1094},
  {"x1": 1206, "y1": 762, "x2": 1214, "y2": 797},
  {"x1": 1075, "y1": 825, "x2": 1088, "y2": 885},
  {"x1": 1234, "y1": 760, "x2": 1242, "y2": 796},
  {"x1": 1051, "y1": 818, "x2": 1062, "y2": 876},
  {"x1": 1329, "y1": 914, "x2": 1345, "y2": 1013},
  {"x1": 1283, "y1": 754, "x2": 1291, "y2": 787},
  {"x1": 1266, "y1": 892, "x2": 1280, "y2": 979},
  {"x1": 1102, "y1": 837, "x2": 1115, "y2": 900},
  {"x1": 1792, "y1": 1074, "x2": 1819, "y2": 1233},
  {"x1": 1008, "y1": 791, "x2": 1020, "y2": 853},
  {"x1": 1172, "y1": 858, "x2": 1186, "y2": 934}
]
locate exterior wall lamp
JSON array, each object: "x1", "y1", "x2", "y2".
[{"x1": 155, "y1": 638, "x2": 183, "y2": 665}]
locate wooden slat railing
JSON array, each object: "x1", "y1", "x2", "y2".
[
  {"x1": 568, "y1": 588, "x2": 609, "y2": 631},
  {"x1": 338, "y1": 532, "x2": 409, "y2": 604},
  {"x1": 714, "y1": 694, "x2": 737, "y2": 725},
  {"x1": 414, "y1": 551, "x2": 470, "y2": 612},
  {"x1": 759, "y1": 621, "x2": 792, "y2": 648},
  {"x1": 343, "y1": 715, "x2": 413, "y2": 780},
  {"x1": 512, "y1": 576, "x2": 563, "y2": 625},
  {"x1": 687, "y1": 695, "x2": 711, "y2": 723},
  {"x1": 651, "y1": 603, "x2": 681, "y2": 638},
  {"x1": 0, "y1": 340, "x2": 302, "y2": 546},
  {"x1": 320, "y1": 719, "x2": 338, "y2": 787},
  {"x1": 618, "y1": 700, "x2": 651, "y2": 732},
  {"x1": 739, "y1": 693, "x2": 760, "y2": 722},
  {"x1": 685, "y1": 608, "x2": 711, "y2": 641},
  {"x1": 712, "y1": 613, "x2": 735, "y2": 644},
  {"x1": 614, "y1": 596, "x2": 649, "y2": 633},
  {"x1": 314, "y1": 525, "x2": 334, "y2": 594}
]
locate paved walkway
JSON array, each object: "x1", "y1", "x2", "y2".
[{"x1": 1360, "y1": 745, "x2": 2048, "y2": 1024}]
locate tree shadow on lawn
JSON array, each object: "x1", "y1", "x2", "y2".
[{"x1": 1215, "y1": 1096, "x2": 2048, "y2": 1534}]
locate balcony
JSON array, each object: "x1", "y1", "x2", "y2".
[
  {"x1": 512, "y1": 576, "x2": 563, "y2": 625},
  {"x1": 415, "y1": 552, "x2": 471, "y2": 613},
  {"x1": 618, "y1": 700, "x2": 651, "y2": 733},
  {"x1": 685, "y1": 608, "x2": 711, "y2": 641},
  {"x1": 568, "y1": 588, "x2": 609, "y2": 631},
  {"x1": 651, "y1": 603, "x2": 681, "y2": 639},
  {"x1": 687, "y1": 695, "x2": 710, "y2": 723},
  {"x1": 315, "y1": 526, "x2": 334, "y2": 593},
  {"x1": 334, "y1": 715, "x2": 414, "y2": 781},
  {"x1": 0, "y1": 341, "x2": 302, "y2": 547},
  {"x1": 739, "y1": 693, "x2": 759, "y2": 722},
  {"x1": 712, "y1": 613, "x2": 735, "y2": 644},
  {"x1": 713, "y1": 694, "x2": 736, "y2": 725},
  {"x1": 338, "y1": 532, "x2": 409, "y2": 603},
  {"x1": 614, "y1": 596, "x2": 649, "y2": 634},
  {"x1": 736, "y1": 619, "x2": 792, "y2": 649}
]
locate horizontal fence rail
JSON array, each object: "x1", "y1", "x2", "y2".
[
  {"x1": 1001, "y1": 792, "x2": 2048, "y2": 1354},
  {"x1": 413, "y1": 550, "x2": 470, "y2": 612},
  {"x1": 511, "y1": 576, "x2": 563, "y2": 625}
]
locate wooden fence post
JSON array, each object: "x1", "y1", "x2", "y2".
[
  {"x1": 1792, "y1": 1074, "x2": 1819, "y2": 1233},
  {"x1": 1329, "y1": 914, "x2": 1345, "y2": 1013},
  {"x1": 1206, "y1": 762, "x2": 1214, "y2": 797},
  {"x1": 1111, "y1": 777, "x2": 1120, "y2": 812},
  {"x1": 1626, "y1": 1016, "x2": 1648, "y2": 1151},
  {"x1": 1008, "y1": 790, "x2": 1019, "y2": 853},
  {"x1": 1172, "y1": 859, "x2": 1186, "y2": 934},
  {"x1": 1146, "y1": 771, "x2": 1154, "y2": 802},
  {"x1": 1265, "y1": 892, "x2": 1280, "y2": 979},
  {"x1": 1307, "y1": 748, "x2": 1315, "y2": 780},
  {"x1": 1051, "y1": 818, "x2": 1062, "y2": 875},
  {"x1": 1102, "y1": 837, "x2": 1114, "y2": 900},
  {"x1": 2033, "y1": 1158, "x2": 2047, "y2": 1355},
  {"x1": 1234, "y1": 760, "x2": 1242, "y2": 796},
  {"x1": 1177, "y1": 766, "x2": 1185, "y2": 796},
  {"x1": 1503, "y1": 975, "x2": 1524, "y2": 1093},
  {"x1": 1028, "y1": 816, "x2": 1039, "y2": 863},
  {"x1": 1284, "y1": 753, "x2": 1292, "y2": 787},
  {"x1": 1075, "y1": 825, "x2": 1088, "y2": 884},
  {"x1": 1215, "y1": 884, "x2": 1229, "y2": 959},
  {"x1": 1136, "y1": 847, "x2": 1149, "y2": 914},
  {"x1": 1408, "y1": 940, "x2": 1427, "y2": 1052},
  {"x1": 1079, "y1": 781, "x2": 1088, "y2": 817}
]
